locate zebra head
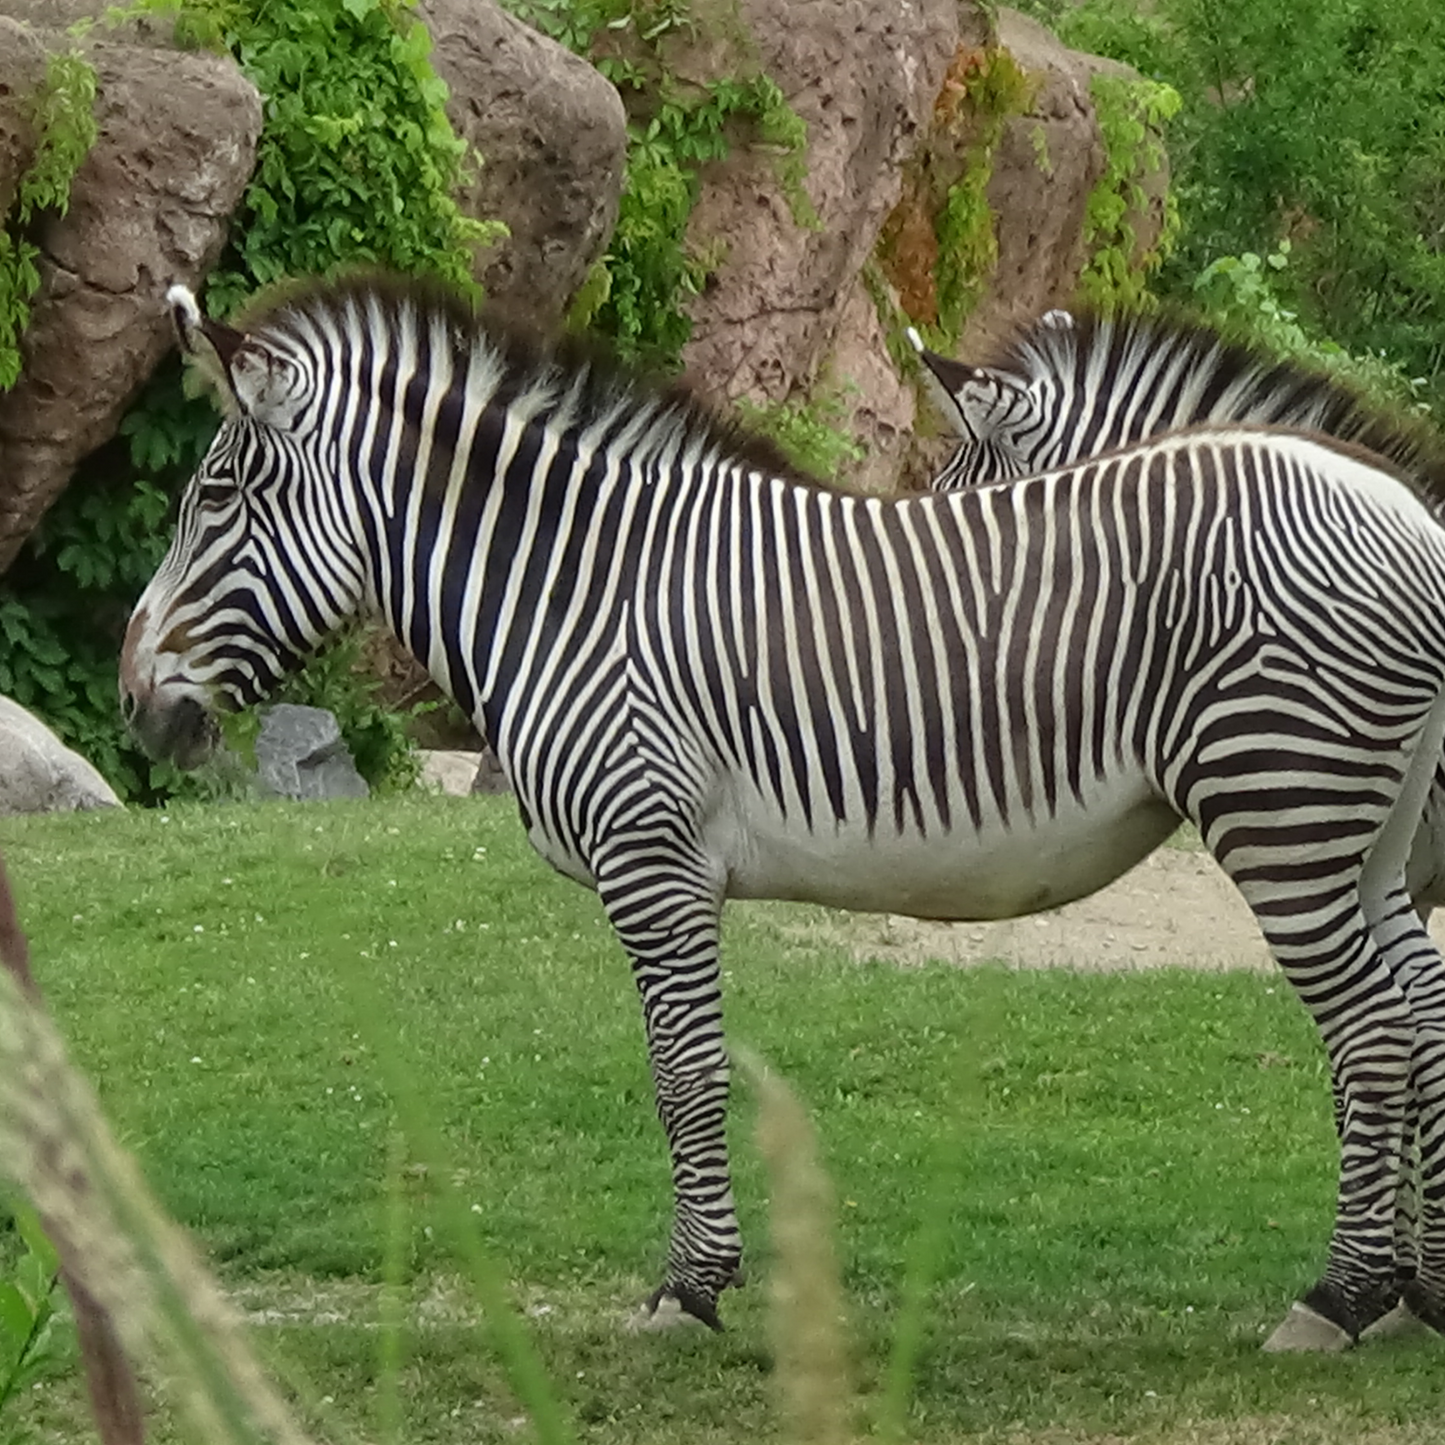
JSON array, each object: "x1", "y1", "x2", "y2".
[
  {"x1": 907, "y1": 325, "x2": 1056, "y2": 489},
  {"x1": 120, "y1": 286, "x2": 368, "y2": 768}
]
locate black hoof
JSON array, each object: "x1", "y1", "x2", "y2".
[
  {"x1": 1401, "y1": 1280, "x2": 1445, "y2": 1336},
  {"x1": 646, "y1": 1284, "x2": 725, "y2": 1332},
  {"x1": 1303, "y1": 1278, "x2": 1402, "y2": 1341}
]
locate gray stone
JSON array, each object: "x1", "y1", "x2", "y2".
[
  {"x1": 418, "y1": 0, "x2": 627, "y2": 324},
  {"x1": 0, "y1": 695, "x2": 120, "y2": 813},
  {"x1": 0, "y1": 11, "x2": 262, "y2": 570},
  {"x1": 254, "y1": 705, "x2": 370, "y2": 802}
]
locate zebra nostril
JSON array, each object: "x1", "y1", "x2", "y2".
[{"x1": 119, "y1": 690, "x2": 138, "y2": 724}]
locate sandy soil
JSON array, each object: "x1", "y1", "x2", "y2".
[{"x1": 785, "y1": 845, "x2": 1445, "y2": 972}]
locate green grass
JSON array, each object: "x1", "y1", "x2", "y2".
[{"x1": 2, "y1": 798, "x2": 1441, "y2": 1445}]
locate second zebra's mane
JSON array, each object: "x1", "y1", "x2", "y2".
[
  {"x1": 980, "y1": 306, "x2": 1445, "y2": 510},
  {"x1": 228, "y1": 272, "x2": 841, "y2": 495}
]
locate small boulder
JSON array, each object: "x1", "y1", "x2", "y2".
[
  {"x1": 254, "y1": 705, "x2": 369, "y2": 802},
  {"x1": 418, "y1": 749, "x2": 482, "y2": 797},
  {"x1": 0, "y1": 696, "x2": 120, "y2": 813}
]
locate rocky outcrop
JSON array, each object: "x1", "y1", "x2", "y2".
[
  {"x1": 0, "y1": 696, "x2": 119, "y2": 813},
  {"x1": 420, "y1": 0, "x2": 627, "y2": 324},
  {"x1": 640, "y1": 0, "x2": 957, "y2": 492},
  {"x1": 965, "y1": 7, "x2": 1169, "y2": 350},
  {"x1": 0, "y1": 8, "x2": 262, "y2": 571}
]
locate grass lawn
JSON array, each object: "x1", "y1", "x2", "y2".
[{"x1": 1, "y1": 796, "x2": 1441, "y2": 1445}]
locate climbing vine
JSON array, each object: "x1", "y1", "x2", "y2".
[
  {"x1": 0, "y1": 0, "x2": 490, "y2": 802},
  {"x1": 0, "y1": 52, "x2": 97, "y2": 390},
  {"x1": 875, "y1": 44, "x2": 1035, "y2": 353},
  {"x1": 504, "y1": 0, "x2": 814, "y2": 368},
  {"x1": 1075, "y1": 73, "x2": 1181, "y2": 309}
]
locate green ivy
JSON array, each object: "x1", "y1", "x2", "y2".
[
  {"x1": 593, "y1": 73, "x2": 812, "y2": 367},
  {"x1": 0, "y1": 0, "x2": 489, "y2": 803},
  {"x1": 0, "y1": 52, "x2": 98, "y2": 390},
  {"x1": 1076, "y1": 73, "x2": 1181, "y2": 309}
]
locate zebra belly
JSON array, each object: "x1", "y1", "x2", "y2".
[{"x1": 710, "y1": 778, "x2": 1180, "y2": 921}]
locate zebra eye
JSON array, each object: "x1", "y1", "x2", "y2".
[{"x1": 195, "y1": 478, "x2": 237, "y2": 509}]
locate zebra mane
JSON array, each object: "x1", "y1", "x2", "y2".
[
  {"x1": 980, "y1": 306, "x2": 1445, "y2": 509},
  {"x1": 224, "y1": 271, "x2": 838, "y2": 493}
]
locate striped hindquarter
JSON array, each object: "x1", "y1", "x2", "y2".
[
  {"x1": 120, "y1": 282, "x2": 1445, "y2": 1347},
  {"x1": 919, "y1": 308, "x2": 1445, "y2": 1344}
]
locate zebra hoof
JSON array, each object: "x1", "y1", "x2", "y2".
[
  {"x1": 1359, "y1": 1298, "x2": 1427, "y2": 1342},
  {"x1": 627, "y1": 1284, "x2": 724, "y2": 1334},
  {"x1": 1261, "y1": 1302, "x2": 1354, "y2": 1353},
  {"x1": 1401, "y1": 1281, "x2": 1445, "y2": 1337}
]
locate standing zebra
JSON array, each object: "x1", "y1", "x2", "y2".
[
  {"x1": 912, "y1": 306, "x2": 1445, "y2": 1341},
  {"x1": 122, "y1": 276, "x2": 1445, "y2": 1352}
]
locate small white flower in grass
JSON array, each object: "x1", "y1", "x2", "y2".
[
  {"x1": 388, "y1": 940, "x2": 397, "y2": 948},
  {"x1": 299, "y1": 951, "x2": 310, "y2": 960},
  {"x1": 71, "y1": 913, "x2": 82, "y2": 923},
  {"x1": 193, "y1": 924, "x2": 204, "y2": 933},
  {"x1": 221, "y1": 877, "x2": 233, "y2": 885},
  {"x1": 190, "y1": 1056, "x2": 202, "y2": 1065},
  {"x1": 387, "y1": 879, "x2": 397, "y2": 888},
  {"x1": 470, "y1": 1203, "x2": 482, "y2": 1214},
  {"x1": 1144, "y1": 1390, "x2": 1158, "y2": 1399}
]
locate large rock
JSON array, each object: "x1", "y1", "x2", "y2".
[
  {"x1": 419, "y1": 0, "x2": 627, "y2": 324},
  {"x1": 663, "y1": 0, "x2": 959, "y2": 465},
  {"x1": 254, "y1": 705, "x2": 370, "y2": 802},
  {"x1": 873, "y1": 5, "x2": 1172, "y2": 489},
  {"x1": 0, "y1": 696, "x2": 120, "y2": 813},
  {"x1": 0, "y1": 11, "x2": 261, "y2": 571}
]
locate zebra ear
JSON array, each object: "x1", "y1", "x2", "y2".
[
  {"x1": 912, "y1": 342, "x2": 1031, "y2": 439},
  {"x1": 167, "y1": 284, "x2": 247, "y2": 417},
  {"x1": 165, "y1": 284, "x2": 308, "y2": 429}
]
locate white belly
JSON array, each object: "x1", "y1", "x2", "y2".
[{"x1": 707, "y1": 775, "x2": 1180, "y2": 921}]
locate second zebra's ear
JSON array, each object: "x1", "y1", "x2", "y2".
[
  {"x1": 166, "y1": 284, "x2": 308, "y2": 430},
  {"x1": 906, "y1": 329, "x2": 1032, "y2": 439}
]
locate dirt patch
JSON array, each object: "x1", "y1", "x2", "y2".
[{"x1": 781, "y1": 848, "x2": 1445, "y2": 973}]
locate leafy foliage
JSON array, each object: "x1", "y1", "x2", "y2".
[
  {"x1": 591, "y1": 74, "x2": 811, "y2": 367},
  {"x1": 0, "y1": 1201, "x2": 66, "y2": 1443},
  {"x1": 1038, "y1": 0, "x2": 1445, "y2": 411},
  {"x1": 736, "y1": 387, "x2": 865, "y2": 481},
  {"x1": 0, "y1": 52, "x2": 97, "y2": 390},
  {"x1": 0, "y1": 0, "x2": 488, "y2": 802},
  {"x1": 1075, "y1": 75, "x2": 1181, "y2": 309}
]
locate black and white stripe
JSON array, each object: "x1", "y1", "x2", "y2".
[{"x1": 121, "y1": 279, "x2": 1445, "y2": 1346}]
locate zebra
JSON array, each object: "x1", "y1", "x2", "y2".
[
  {"x1": 910, "y1": 309, "x2": 1445, "y2": 909},
  {"x1": 912, "y1": 305, "x2": 1445, "y2": 1339},
  {"x1": 120, "y1": 274, "x2": 1445, "y2": 1353}
]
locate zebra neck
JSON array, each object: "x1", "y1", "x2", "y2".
[{"x1": 358, "y1": 415, "x2": 665, "y2": 753}]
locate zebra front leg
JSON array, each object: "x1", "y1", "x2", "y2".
[{"x1": 595, "y1": 842, "x2": 741, "y2": 1329}]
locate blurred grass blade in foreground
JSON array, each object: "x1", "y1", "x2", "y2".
[
  {"x1": 737, "y1": 1045, "x2": 856, "y2": 1445},
  {"x1": 0, "y1": 853, "x2": 318, "y2": 1445}
]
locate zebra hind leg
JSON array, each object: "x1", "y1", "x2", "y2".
[{"x1": 594, "y1": 839, "x2": 742, "y2": 1330}]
